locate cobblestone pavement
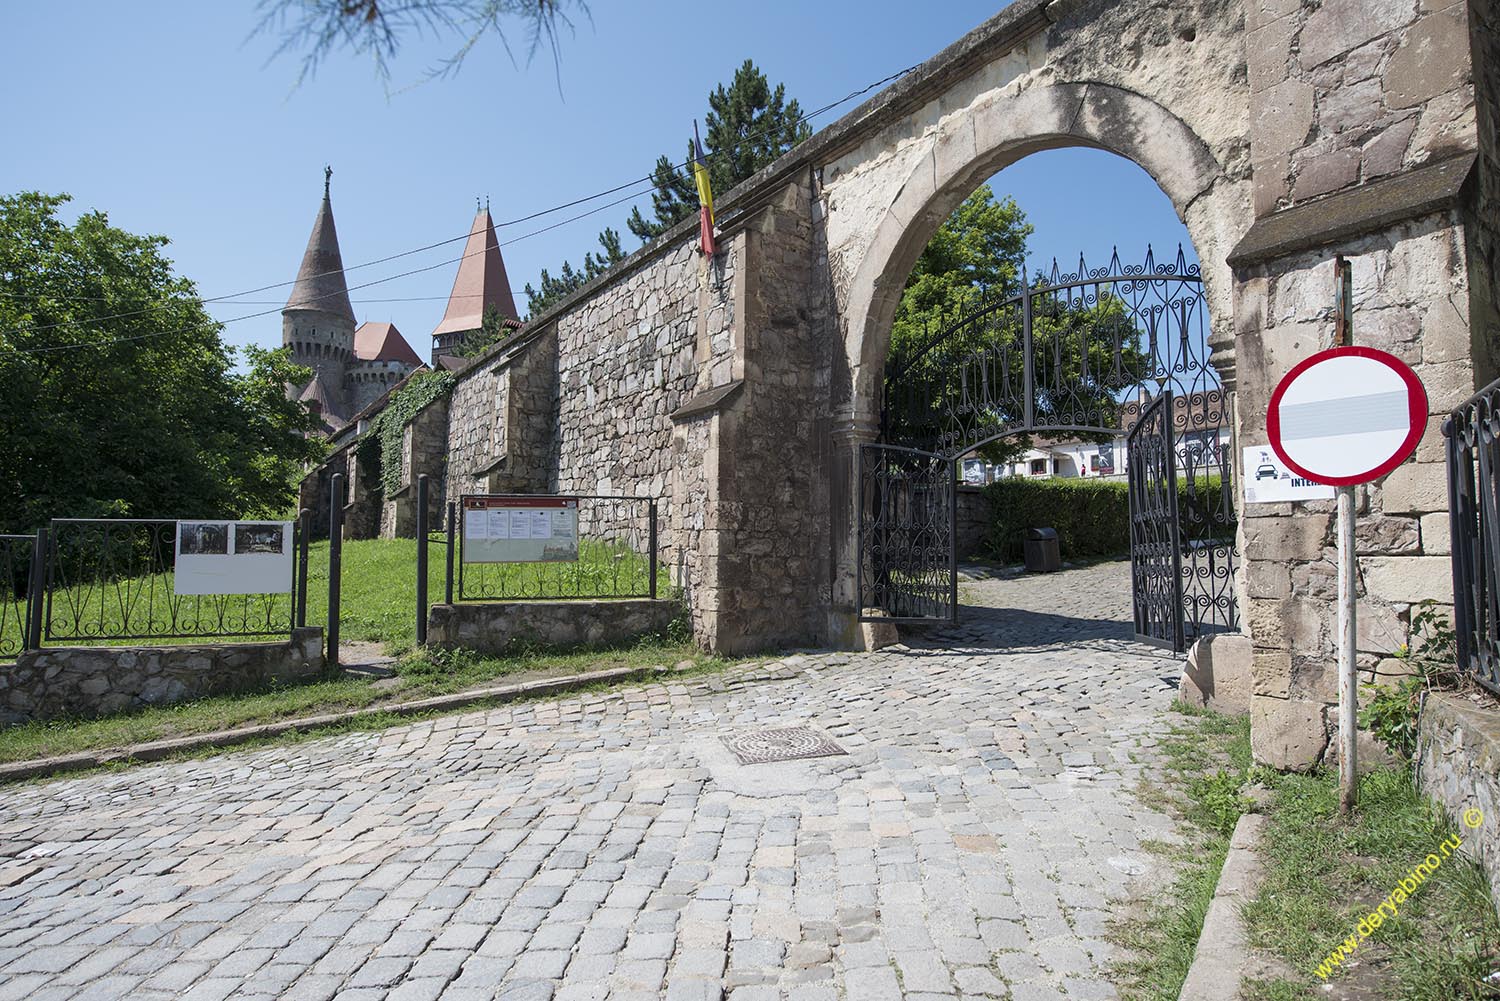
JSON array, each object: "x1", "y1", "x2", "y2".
[{"x1": 0, "y1": 560, "x2": 1186, "y2": 1001}]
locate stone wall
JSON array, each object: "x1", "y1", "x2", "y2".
[
  {"x1": 381, "y1": 395, "x2": 450, "y2": 539},
  {"x1": 0, "y1": 628, "x2": 325, "y2": 724},
  {"x1": 1225, "y1": 0, "x2": 1483, "y2": 769},
  {"x1": 445, "y1": 329, "x2": 558, "y2": 498},
  {"x1": 427, "y1": 600, "x2": 682, "y2": 657},
  {"x1": 1237, "y1": 212, "x2": 1474, "y2": 769},
  {"x1": 1247, "y1": 0, "x2": 1477, "y2": 216},
  {"x1": 1419, "y1": 691, "x2": 1500, "y2": 915},
  {"x1": 1464, "y1": 0, "x2": 1500, "y2": 384}
]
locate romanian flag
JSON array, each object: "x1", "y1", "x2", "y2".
[{"x1": 691, "y1": 120, "x2": 716, "y2": 256}]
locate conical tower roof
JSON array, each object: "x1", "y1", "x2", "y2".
[
  {"x1": 431, "y1": 207, "x2": 518, "y2": 339},
  {"x1": 284, "y1": 169, "x2": 355, "y2": 322}
]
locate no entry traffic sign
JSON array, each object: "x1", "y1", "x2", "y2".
[{"x1": 1267, "y1": 346, "x2": 1428, "y2": 486}]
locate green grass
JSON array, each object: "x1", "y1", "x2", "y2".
[
  {"x1": 1111, "y1": 703, "x2": 1254, "y2": 1001},
  {"x1": 7, "y1": 536, "x2": 671, "y2": 655},
  {"x1": 0, "y1": 637, "x2": 731, "y2": 767},
  {"x1": 1242, "y1": 767, "x2": 1500, "y2": 1000}
]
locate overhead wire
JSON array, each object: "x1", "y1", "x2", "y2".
[{"x1": 3, "y1": 60, "x2": 921, "y2": 355}]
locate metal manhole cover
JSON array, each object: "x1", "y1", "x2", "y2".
[{"x1": 720, "y1": 726, "x2": 846, "y2": 765}]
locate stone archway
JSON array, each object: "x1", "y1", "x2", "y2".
[{"x1": 819, "y1": 80, "x2": 1251, "y2": 639}]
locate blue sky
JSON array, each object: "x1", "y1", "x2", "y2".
[{"x1": 1, "y1": 1, "x2": 1190, "y2": 363}]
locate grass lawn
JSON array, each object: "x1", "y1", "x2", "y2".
[
  {"x1": 0, "y1": 639, "x2": 733, "y2": 767},
  {"x1": 1111, "y1": 703, "x2": 1254, "y2": 1001},
  {"x1": 1243, "y1": 767, "x2": 1500, "y2": 1000}
]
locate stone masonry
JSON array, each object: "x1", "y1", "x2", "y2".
[
  {"x1": 294, "y1": 0, "x2": 1498, "y2": 764},
  {"x1": 0, "y1": 628, "x2": 324, "y2": 724}
]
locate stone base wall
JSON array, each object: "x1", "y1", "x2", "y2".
[
  {"x1": 427, "y1": 600, "x2": 683, "y2": 657},
  {"x1": 0, "y1": 628, "x2": 325, "y2": 724},
  {"x1": 1419, "y1": 691, "x2": 1500, "y2": 916}
]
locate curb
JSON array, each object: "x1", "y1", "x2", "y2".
[
  {"x1": 1178, "y1": 812, "x2": 1267, "y2": 1001},
  {"x1": 0, "y1": 663, "x2": 673, "y2": 784}
]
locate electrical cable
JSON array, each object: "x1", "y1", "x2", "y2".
[{"x1": 3, "y1": 60, "x2": 920, "y2": 354}]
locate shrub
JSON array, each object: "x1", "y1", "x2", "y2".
[
  {"x1": 981, "y1": 477, "x2": 1130, "y2": 561},
  {"x1": 980, "y1": 473, "x2": 1237, "y2": 563}
]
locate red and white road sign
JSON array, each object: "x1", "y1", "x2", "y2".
[{"x1": 1267, "y1": 346, "x2": 1428, "y2": 486}]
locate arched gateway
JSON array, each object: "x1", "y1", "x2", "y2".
[{"x1": 318, "y1": 0, "x2": 1490, "y2": 770}]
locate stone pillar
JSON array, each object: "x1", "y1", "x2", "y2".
[{"x1": 828, "y1": 412, "x2": 880, "y2": 649}]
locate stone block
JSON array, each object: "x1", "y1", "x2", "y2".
[
  {"x1": 1291, "y1": 148, "x2": 1360, "y2": 202},
  {"x1": 1179, "y1": 633, "x2": 1252, "y2": 715},
  {"x1": 1244, "y1": 514, "x2": 1331, "y2": 561},
  {"x1": 1361, "y1": 117, "x2": 1418, "y2": 177},
  {"x1": 1362, "y1": 555, "x2": 1455, "y2": 603},
  {"x1": 1254, "y1": 79, "x2": 1315, "y2": 157},
  {"x1": 1247, "y1": 15, "x2": 1296, "y2": 92},
  {"x1": 1290, "y1": 655, "x2": 1337, "y2": 702},
  {"x1": 1252, "y1": 156, "x2": 1290, "y2": 216},
  {"x1": 1300, "y1": 0, "x2": 1412, "y2": 69},
  {"x1": 1252, "y1": 649, "x2": 1292, "y2": 698},
  {"x1": 1355, "y1": 515, "x2": 1421, "y2": 555},
  {"x1": 1421, "y1": 512, "x2": 1452, "y2": 555},
  {"x1": 1422, "y1": 295, "x2": 1472, "y2": 365},
  {"x1": 1380, "y1": 462, "x2": 1448, "y2": 513},
  {"x1": 1384, "y1": 9, "x2": 1472, "y2": 109},
  {"x1": 1251, "y1": 695, "x2": 1330, "y2": 771},
  {"x1": 1357, "y1": 598, "x2": 1409, "y2": 655},
  {"x1": 1316, "y1": 79, "x2": 1385, "y2": 137},
  {"x1": 1420, "y1": 359, "x2": 1478, "y2": 412},
  {"x1": 1247, "y1": 598, "x2": 1287, "y2": 649}
]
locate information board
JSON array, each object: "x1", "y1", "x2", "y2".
[
  {"x1": 175, "y1": 521, "x2": 294, "y2": 595},
  {"x1": 1241, "y1": 446, "x2": 1335, "y2": 504},
  {"x1": 462, "y1": 496, "x2": 580, "y2": 564}
]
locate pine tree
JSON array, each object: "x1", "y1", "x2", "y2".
[
  {"x1": 627, "y1": 60, "x2": 811, "y2": 242},
  {"x1": 523, "y1": 227, "x2": 626, "y2": 317}
]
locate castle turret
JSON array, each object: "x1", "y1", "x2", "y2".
[
  {"x1": 430, "y1": 204, "x2": 520, "y2": 364},
  {"x1": 284, "y1": 167, "x2": 357, "y2": 427}
]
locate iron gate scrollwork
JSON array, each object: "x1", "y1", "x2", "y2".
[
  {"x1": 857, "y1": 444, "x2": 957, "y2": 624},
  {"x1": 1127, "y1": 393, "x2": 1184, "y2": 649},
  {"x1": 860, "y1": 246, "x2": 1240, "y2": 645}
]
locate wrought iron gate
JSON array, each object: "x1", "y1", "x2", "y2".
[
  {"x1": 856, "y1": 443, "x2": 957, "y2": 623},
  {"x1": 859, "y1": 247, "x2": 1239, "y2": 646},
  {"x1": 1127, "y1": 393, "x2": 1184, "y2": 649}
]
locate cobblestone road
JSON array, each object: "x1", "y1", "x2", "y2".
[{"x1": 0, "y1": 561, "x2": 1185, "y2": 1001}]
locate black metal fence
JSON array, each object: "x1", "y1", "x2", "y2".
[
  {"x1": 0, "y1": 535, "x2": 40, "y2": 661},
  {"x1": 1446, "y1": 377, "x2": 1500, "y2": 694},
  {"x1": 453, "y1": 494, "x2": 660, "y2": 602},
  {"x1": 0, "y1": 515, "x2": 312, "y2": 651}
]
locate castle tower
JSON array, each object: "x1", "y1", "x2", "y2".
[
  {"x1": 284, "y1": 167, "x2": 357, "y2": 427},
  {"x1": 430, "y1": 204, "x2": 519, "y2": 364}
]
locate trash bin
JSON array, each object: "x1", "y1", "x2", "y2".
[{"x1": 1023, "y1": 527, "x2": 1061, "y2": 573}]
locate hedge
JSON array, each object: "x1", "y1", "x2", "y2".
[{"x1": 981, "y1": 475, "x2": 1234, "y2": 562}]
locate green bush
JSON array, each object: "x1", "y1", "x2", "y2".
[
  {"x1": 982, "y1": 477, "x2": 1131, "y2": 561},
  {"x1": 981, "y1": 473, "x2": 1238, "y2": 563}
]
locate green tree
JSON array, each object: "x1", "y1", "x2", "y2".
[
  {"x1": 884, "y1": 185, "x2": 1145, "y2": 465},
  {"x1": 627, "y1": 59, "x2": 811, "y2": 242},
  {"x1": 0, "y1": 192, "x2": 323, "y2": 533},
  {"x1": 523, "y1": 227, "x2": 625, "y2": 317}
]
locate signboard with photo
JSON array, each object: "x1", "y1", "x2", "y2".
[
  {"x1": 462, "y1": 496, "x2": 580, "y2": 564},
  {"x1": 1096, "y1": 443, "x2": 1115, "y2": 474},
  {"x1": 174, "y1": 521, "x2": 294, "y2": 595}
]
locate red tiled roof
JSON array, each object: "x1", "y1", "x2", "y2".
[
  {"x1": 431, "y1": 208, "x2": 519, "y2": 338},
  {"x1": 354, "y1": 321, "x2": 422, "y2": 367}
]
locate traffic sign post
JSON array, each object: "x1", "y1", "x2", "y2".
[{"x1": 1266, "y1": 286, "x2": 1428, "y2": 814}]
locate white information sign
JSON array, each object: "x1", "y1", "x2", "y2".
[
  {"x1": 174, "y1": 521, "x2": 294, "y2": 596},
  {"x1": 1242, "y1": 446, "x2": 1335, "y2": 504},
  {"x1": 463, "y1": 497, "x2": 579, "y2": 564}
]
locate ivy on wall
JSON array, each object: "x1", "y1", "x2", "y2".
[{"x1": 355, "y1": 370, "x2": 456, "y2": 498}]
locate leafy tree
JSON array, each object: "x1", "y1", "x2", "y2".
[
  {"x1": 523, "y1": 227, "x2": 625, "y2": 317},
  {"x1": 884, "y1": 185, "x2": 1146, "y2": 466},
  {"x1": 0, "y1": 192, "x2": 323, "y2": 533},
  {"x1": 627, "y1": 60, "x2": 811, "y2": 242},
  {"x1": 453, "y1": 303, "x2": 510, "y2": 358},
  {"x1": 255, "y1": 0, "x2": 590, "y2": 86}
]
